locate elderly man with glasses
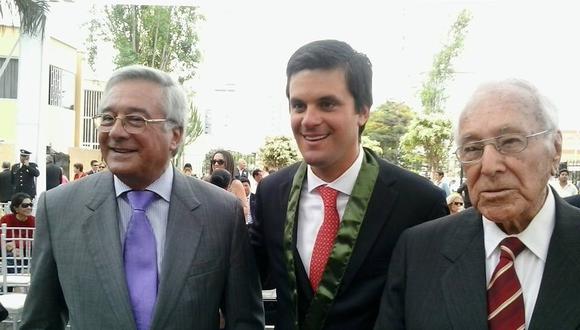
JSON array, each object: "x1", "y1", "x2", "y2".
[
  {"x1": 21, "y1": 65, "x2": 264, "y2": 330},
  {"x1": 374, "y1": 79, "x2": 580, "y2": 330}
]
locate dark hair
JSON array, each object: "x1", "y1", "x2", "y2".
[
  {"x1": 210, "y1": 150, "x2": 235, "y2": 175},
  {"x1": 183, "y1": 163, "x2": 192, "y2": 170},
  {"x1": 74, "y1": 163, "x2": 84, "y2": 172},
  {"x1": 2, "y1": 161, "x2": 10, "y2": 169},
  {"x1": 252, "y1": 169, "x2": 262, "y2": 179},
  {"x1": 437, "y1": 171, "x2": 444, "y2": 177},
  {"x1": 239, "y1": 176, "x2": 250, "y2": 186},
  {"x1": 10, "y1": 192, "x2": 32, "y2": 213},
  {"x1": 90, "y1": 160, "x2": 99, "y2": 166},
  {"x1": 210, "y1": 169, "x2": 232, "y2": 190},
  {"x1": 286, "y1": 40, "x2": 373, "y2": 134}
]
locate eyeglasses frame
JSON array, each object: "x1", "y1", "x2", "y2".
[
  {"x1": 455, "y1": 129, "x2": 552, "y2": 164},
  {"x1": 93, "y1": 113, "x2": 170, "y2": 134}
]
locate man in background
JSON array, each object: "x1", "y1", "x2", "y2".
[
  {"x1": 0, "y1": 161, "x2": 12, "y2": 203},
  {"x1": 11, "y1": 149, "x2": 39, "y2": 199},
  {"x1": 22, "y1": 65, "x2": 264, "y2": 329},
  {"x1": 45, "y1": 155, "x2": 63, "y2": 191},
  {"x1": 86, "y1": 160, "x2": 100, "y2": 175},
  {"x1": 433, "y1": 170, "x2": 451, "y2": 197},
  {"x1": 550, "y1": 168, "x2": 578, "y2": 197}
]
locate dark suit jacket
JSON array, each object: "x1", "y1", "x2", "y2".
[
  {"x1": 21, "y1": 169, "x2": 264, "y2": 329},
  {"x1": 0, "y1": 169, "x2": 12, "y2": 202},
  {"x1": 11, "y1": 162, "x2": 39, "y2": 198},
  {"x1": 249, "y1": 193, "x2": 257, "y2": 222},
  {"x1": 565, "y1": 194, "x2": 580, "y2": 208},
  {"x1": 376, "y1": 191, "x2": 580, "y2": 330},
  {"x1": 250, "y1": 153, "x2": 448, "y2": 330}
]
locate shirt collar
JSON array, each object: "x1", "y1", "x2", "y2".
[
  {"x1": 306, "y1": 146, "x2": 364, "y2": 195},
  {"x1": 483, "y1": 186, "x2": 556, "y2": 261},
  {"x1": 114, "y1": 164, "x2": 173, "y2": 202}
]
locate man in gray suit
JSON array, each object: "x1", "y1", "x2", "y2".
[
  {"x1": 22, "y1": 65, "x2": 264, "y2": 329},
  {"x1": 375, "y1": 79, "x2": 580, "y2": 329}
]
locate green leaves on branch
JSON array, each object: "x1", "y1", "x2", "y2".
[
  {"x1": 420, "y1": 9, "x2": 472, "y2": 115},
  {"x1": 363, "y1": 101, "x2": 414, "y2": 164},
  {"x1": 258, "y1": 136, "x2": 300, "y2": 171},
  {"x1": 85, "y1": 5, "x2": 203, "y2": 83},
  {"x1": 400, "y1": 112, "x2": 453, "y2": 173},
  {"x1": 0, "y1": 0, "x2": 49, "y2": 36}
]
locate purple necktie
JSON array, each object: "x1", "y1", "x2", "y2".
[{"x1": 124, "y1": 190, "x2": 158, "y2": 330}]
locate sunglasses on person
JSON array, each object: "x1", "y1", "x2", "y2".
[
  {"x1": 20, "y1": 203, "x2": 33, "y2": 208},
  {"x1": 212, "y1": 159, "x2": 225, "y2": 165},
  {"x1": 453, "y1": 202, "x2": 464, "y2": 206}
]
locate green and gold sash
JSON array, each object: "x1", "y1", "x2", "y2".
[{"x1": 283, "y1": 148, "x2": 380, "y2": 330}]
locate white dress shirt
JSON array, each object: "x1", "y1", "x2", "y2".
[
  {"x1": 483, "y1": 187, "x2": 556, "y2": 329},
  {"x1": 297, "y1": 147, "x2": 364, "y2": 276},
  {"x1": 115, "y1": 164, "x2": 173, "y2": 275}
]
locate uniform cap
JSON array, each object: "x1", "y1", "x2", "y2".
[{"x1": 20, "y1": 149, "x2": 32, "y2": 156}]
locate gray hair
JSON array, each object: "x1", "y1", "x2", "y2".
[
  {"x1": 100, "y1": 65, "x2": 187, "y2": 131},
  {"x1": 455, "y1": 79, "x2": 559, "y2": 141}
]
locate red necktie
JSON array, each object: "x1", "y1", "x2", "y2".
[
  {"x1": 487, "y1": 237, "x2": 526, "y2": 330},
  {"x1": 309, "y1": 186, "x2": 340, "y2": 291}
]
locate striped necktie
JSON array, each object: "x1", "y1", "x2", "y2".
[{"x1": 487, "y1": 237, "x2": 526, "y2": 330}]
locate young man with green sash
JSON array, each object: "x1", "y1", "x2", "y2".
[{"x1": 250, "y1": 39, "x2": 448, "y2": 330}]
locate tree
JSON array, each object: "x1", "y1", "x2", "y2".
[
  {"x1": 85, "y1": 5, "x2": 203, "y2": 83},
  {"x1": 258, "y1": 136, "x2": 300, "y2": 171},
  {"x1": 361, "y1": 136, "x2": 383, "y2": 156},
  {"x1": 0, "y1": 0, "x2": 49, "y2": 36},
  {"x1": 400, "y1": 112, "x2": 454, "y2": 172},
  {"x1": 363, "y1": 101, "x2": 414, "y2": 164},
  {"x1": 0, "y1": 0, "x2": 49, "y2": 80},
  {"x1": 402, "y1": 9, "x2": 472, "y2": 172},
  {"x1": 420, "y1": 9, "x2": 472, "y2": 115}
]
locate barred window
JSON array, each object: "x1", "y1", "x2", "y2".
[
  {"x1": 48, "y1": 65, "x2": 75, "y2": 109},
  {"x1": 0, "y1": 58, "x2": 18, "y2": 99},
  {"x1": 81, "y1": 89, "x2": 103, "y2": 150}
]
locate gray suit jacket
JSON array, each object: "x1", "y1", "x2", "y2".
[
  {"x1": 375, "y1": 191, "x2": 580, "y2": 330},
  {"x1": 21, "y1": 170, "x2": 264, "y2": 329}
]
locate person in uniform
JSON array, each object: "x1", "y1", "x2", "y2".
[{"x1": 11, "y1": 149, "x2": 39, "y2": 199}]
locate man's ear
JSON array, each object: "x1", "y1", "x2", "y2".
[
  {"x1": 170, "y1": 126, "x2": 184, "y2": 154},
  {"x1": 357, "y1": 106, "x2": 370, "y2": 127},
  {"x1": 551, "y1": 130, "x2": 563, "y2": 175}
]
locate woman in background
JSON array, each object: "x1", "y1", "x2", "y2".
[
  {"x1": 446, "y1": 192, "x2": 465, "y2": 215},
  {"x1": 73, "y1": 163, "x2": 87, "y2": 181},
  {"x1": 209, "y1": 150, "x2": 249, "y2": 218}
]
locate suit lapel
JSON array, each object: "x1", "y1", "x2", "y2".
[
  {"x1": 339, "y1": 164, "x2": 397, "y2": 291},
  {"x1": 440, "y1": 210, "x2": 488, "y2": 330},
  {"x1": 151, "y1": 172, "x2": 203, "y2": 329},
  {"x1": 82, "y1": 172, "x2": 135, "y2": 328},
  {"x1": 529, "y1": 197, "x2": 580, "y2": 329}
]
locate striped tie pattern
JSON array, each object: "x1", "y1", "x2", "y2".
[
  {"x1": 309, "y1": 186, "x2": 340, "y2": 291},
  {"x1": 487, "y1": 237, "x2": 526, "y2": 330}
]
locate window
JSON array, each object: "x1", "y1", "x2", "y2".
[
  {"x1": 81, "y1": 89, "x2": 103, "y2": 149},
  {"x1": 0, "y1": 58, "x2": 18, "y2": 99},
  {"x1": 48, "y1": 65, "x2": 75, "y2": 109}
]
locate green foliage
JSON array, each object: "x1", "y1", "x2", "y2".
[
  {"x1": 420, "y1": 9, "x2": 472, "y2": 114},
  {"x1": 85, "y1": 5, "x2": 203, "y2": 82},
  {"x1": 363, "y1": 101, "x2": 414, "y2": 164},
  {"x1": 258, "y1": 136, "x2": 300, "y2": 171},
  {"x1": 404, "y1": 9, "x2": 471, "y2": 173},
  {"x1": 0, "y1": 0, "x2": 49, "y2": 36},
  {"x1": 400, "y1": 112, "x2": 453, "y2": 172},
  {"x1": 361, "y1": 136, "x2": 383, "y2": 156}
]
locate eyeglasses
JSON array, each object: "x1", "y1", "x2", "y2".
[
  {"x1": 452, "y1": 202, "x2": 464, "y2": 206},
  {"x1": 455, "y1": 130, "x2": 552, "y2": 164},
  {"x1": 93, "y1": 113, "x2": 170, "y2": 134},
  {"x1": 20, "y1": 203, "x2": 33, "y2": 208},
  {"x1": 212, "y1": 159, "x2": 225, "y2": 165}
]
